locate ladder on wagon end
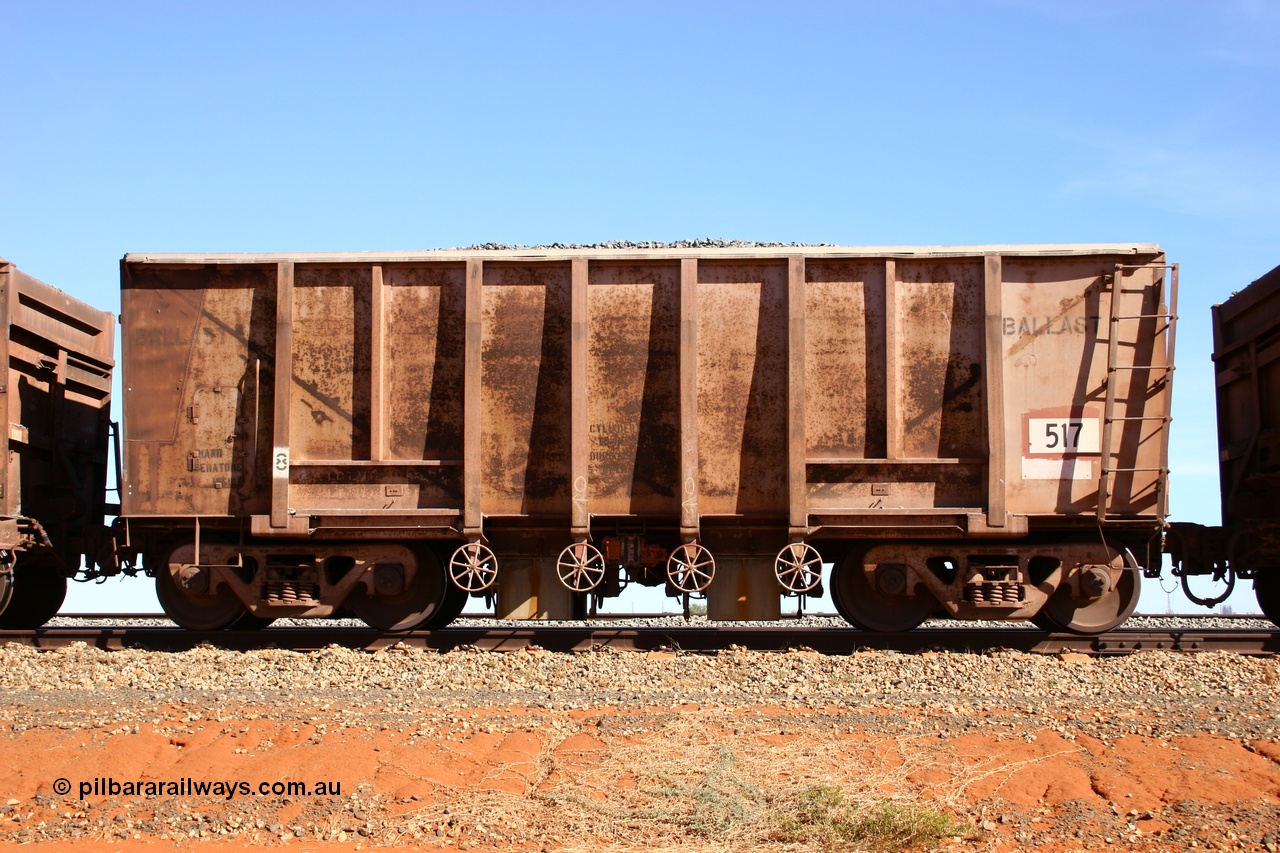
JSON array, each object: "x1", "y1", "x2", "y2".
[{"x1": 1097, "y1": 262, "x2": 1179, "y2": 522}]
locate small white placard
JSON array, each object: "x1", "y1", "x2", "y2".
[{"x1": 1022, "y1": 457, "x2": 1093, "y2": 480}]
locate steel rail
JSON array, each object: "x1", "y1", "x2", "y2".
[
  {"x1": 52, "y1": 611, "x2": 1274, "y2": 621},
  {"x1": 4, "y1": 626, "x2": 1277, "y2": 655}
]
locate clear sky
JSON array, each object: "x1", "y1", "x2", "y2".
[{"x1": 4, "y1": 0, "x2": 1278, "y2": 615}]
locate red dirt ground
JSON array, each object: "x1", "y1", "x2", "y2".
[{"x1": 2, "y1": 702, "x2": 1278, "y2": 851}]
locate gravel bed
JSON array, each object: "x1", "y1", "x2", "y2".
[{"x1": 3, "y1": 642, "x2": 1278, "y2": 738}]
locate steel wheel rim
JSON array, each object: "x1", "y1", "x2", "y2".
[
  {"x1": 557, "y1": 542, "x2": 605, "y2": 592},
  {"x1": 349, "y1": 552, "x2": 450, "y2": 632},
  {"x1": 448, "y1": 543, "x2": 498, "y2": 592},
  {"x1": 154, "y1": 543, "x2": 247, "y2": 631},
  {"x1": 830, "y1": 553, "x2": 935, "y2": 632},
  {"x1": 1037, "y1": 567, "x2": 1140, "y2": 635},
  {"x1": 1256, "y1": 572, "x2": 1280, "y2": 628},
  {"x1": 0, "y1": 552, "x2": 14, "y2": 618},
  {"x1": 775, "y1": 543, "x2": 823, "y2": 593},
  {"x1": 667, "y1": 543, "x2": 715, "y2": 593}
]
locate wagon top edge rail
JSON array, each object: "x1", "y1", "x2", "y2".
[{"x1": 122, "y1": 243, "x2": 1164, "y2": 265}]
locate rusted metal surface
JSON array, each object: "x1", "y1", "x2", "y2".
[
  {"x1": 1212, "y1": 265, "x2": 1280, "y2": 540},
  {"x1": 120, "y1": 245, "x2": 1174, "y2": 627},
  {"x1": 0, "y1": 260, "x2": 114, "y2": 627},
  {"x1": 3, "y1": 625, "x2": 1276, "y2": 656},
  {"x1": 1170, "y1": 264, "x2": 1280, "y2": 624}
]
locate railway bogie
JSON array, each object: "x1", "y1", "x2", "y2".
[
  {"x1": 144, "y1": 533, "x2": 466, "y2": 631},
  {"x1": 834, "y1": 538, "x2": 1142, "y2": 634}
]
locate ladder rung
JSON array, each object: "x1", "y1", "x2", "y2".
[
  {"x1": 1105, "y1": 416, "x2": 1171, "y2": 422},
  {"x1": 1101, "y1": 467, "x2": 1168, "y2": 474},
  {"x1": 1108, "y1": 364, "x2": 1174, "y2": 371},
  {"x1": 1110, "y1": 313, "x2": 1175, "y2": 321}
]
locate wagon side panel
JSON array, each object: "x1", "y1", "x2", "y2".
[
  {"x1": 695, "y1": 260, "x2": 789, "y2": 517},
  {"x1": 122, "y1": 263, "x2": 275, "y2": 517},
  {"x1": 585, "y1": 261, "x2": 681, "y2": 517},
  {"x1": 480, "y1": 262, "x2": 572, "y2": 518},
  {"x1": 1001, "y1": 255, "x2": 1170, "y2": 521}
]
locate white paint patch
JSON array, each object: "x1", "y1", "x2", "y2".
[{"x1": 1022, "y1": 457, "x2": 1093, "y2": 480}]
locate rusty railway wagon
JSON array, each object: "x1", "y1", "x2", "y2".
[
  {"x1": 1169, "y1": 263, "x2": 1280, "y2": 624},
  {"x1": 119, "y1": 245, "x2": 1177, "y2": 633},
  {"x1": 0, "y1": 259, "x2": 115, "y2": 629}
]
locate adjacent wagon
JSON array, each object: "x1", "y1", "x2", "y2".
[
  {"x1": 1169, "y1": 263, "x2": 1280, "y2": 623},
  {"x1": 0, "y1": 259, "x2": 115, "y2": 628}
]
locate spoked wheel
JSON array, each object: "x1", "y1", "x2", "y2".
[
  {"x1": 448, "y1": 542, "x2": 498, "y2": 593},
  {"x1": 349, "y1": 552, "x2": 454, "y2": 632},
  {"x1": 775, "y1": 543, "x2": 823, "y2": 594},
  {"x1": 830, "y1": 553, "x2": 935, "y2": 632},
  {"x1": 667, "y1": 543, "x2": 715, "y2": 593},
  {"x1": 1255, "y1": 572, "x2": 1280, "y2": 628},
  {"x1": 1033, "y1": 565, "x2": 1140, "y2": 634},
  {"x1": 155, "y1": 543, "x2": 249, "y2": 631},
  {"x1": 557, "y1": 542, "x2": 606, "y2": 592}
]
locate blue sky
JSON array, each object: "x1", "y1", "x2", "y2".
[{"x1": 4, "y1": 0, "x2": 1278, "y2": 614}]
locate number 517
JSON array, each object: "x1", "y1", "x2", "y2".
[{"x1": 1044, "y1": 422, "x2": 1083, "y2": 449}]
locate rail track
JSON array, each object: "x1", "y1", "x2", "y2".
[{"x1": 4, "y1": 624, "x2": 1277, "y2": 655}]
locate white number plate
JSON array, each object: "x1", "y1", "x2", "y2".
[{"x1": 1026, "y1": 418, "x2": 1100, "y2": 455}]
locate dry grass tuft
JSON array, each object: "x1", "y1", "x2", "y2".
[
  {"x1": 767, "y1": 784, "x2": 961, "y2": 851},
  {"x1": 385, "y1": 714, "x2": 1061, "y2": 850}
]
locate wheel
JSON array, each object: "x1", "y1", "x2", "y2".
[
  {"x1": 348, "y1": 552, "x2": 453, "y2": 632},
  {"x1": 557, "y1": 542, "x2": 606, "y2": 592},
  {"x1": 667, "y1": 543, "x2": 715, "y2": 593},
  {"x1": 0, "y1": 554, "x2": 14, "y2": 621},
  {"x1": 448, "y1": 542, "x2": 498, "y2": 592},
  {"x1": 1035, "y1": 564, "x2": 1140, "y2": 634},
  {"x1": 830, "y1": 553, "x2": 935, "y2": 632},
  {"x1": 1255, "y1": 572, "x2": 1280, "y2": 628},
  {"x1": 0, "y1": 560, "x2": 68, "y2": 629},
  {"x1": 775, "y1": 543, "x2": 823, "y2": 593},
  {"x1": 422, "y1": 583, "x2": 469, "y2": 630},
  {"x1": 155, "y1": 543, "x2": 249, "y2": 631}
]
